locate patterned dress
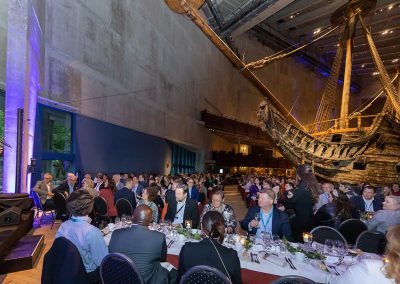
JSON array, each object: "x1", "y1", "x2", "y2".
[{"x1": 200, "y1": 203, "x2": 237, "y2": 231}]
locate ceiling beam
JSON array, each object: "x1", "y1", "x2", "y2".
[{"x1": 221, "y1": 0, "x2": 296, "y2": 37}]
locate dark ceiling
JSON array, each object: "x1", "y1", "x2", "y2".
[{"x1": 202, "y1": 0, "x2": 400, "y2": 81}]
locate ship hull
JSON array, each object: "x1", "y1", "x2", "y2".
[{"x1": 258, "y1": 100, "x2": 400, "y2": 185}]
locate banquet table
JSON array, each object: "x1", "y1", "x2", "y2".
[{"x1": 103, "y1": 227, "x2": 352, "y2": 284}]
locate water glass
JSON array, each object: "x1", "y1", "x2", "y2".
[
  {"x1": 334, "y1": 240, "x2": 346, "y2": 258},
  {"x1": 324, "y1": 239, "x2": 334, "y2": 255}
]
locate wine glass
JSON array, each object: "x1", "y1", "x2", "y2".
[
  {"x1": 254, "y1": 212, "x2": 260, "y2": 221},
  {"x1": 334, "y1": 240, "x2": 347, "y2": 260},
  {"x1": 121, "y1": 215, "x2": 127, "y2": 227},
  {"x1": 324, "y1": 239, "x2": 334, "y2": 255},
  {"x1": 262, "y1": 232, "x2": 272, "y2": 250}
]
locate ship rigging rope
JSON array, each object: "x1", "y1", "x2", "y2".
[
  {"x1": 243, "y1": 25, "x2": 341, "y2": 70},
  {"x1": 349, "y1": 73, "x2": 400, "y2": 117}
]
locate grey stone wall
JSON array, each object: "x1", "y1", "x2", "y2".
[{"x1": 1, "y1": 0, "x2": 331, "y2": 163}]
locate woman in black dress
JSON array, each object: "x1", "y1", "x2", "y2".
[{"x1": 178, "y1": 211, "x2": 242, "y2": 284}]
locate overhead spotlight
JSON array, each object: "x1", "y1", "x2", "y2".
[
  {"x1": 373, "y1": 71, "x2": 380, "y2": 76},
  {"x1": 390, "y1": 30, "x2": 394, "y2": 34},
  {"x1": 393, "y1": 59, "x2": 399, "y2": 63},
  {"x1": 381, "y1": 30, "x2": 389, "y2": 35},
  {"x1": 388, "y1": 5, "x2": 393, "y2": 10},
  {"x1": 361, "y1": 64, "x2": 365, "y2": 68}
]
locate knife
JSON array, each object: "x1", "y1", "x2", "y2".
[{"x1": 285, "y1": 257, "x2": 295, "y2": 269}]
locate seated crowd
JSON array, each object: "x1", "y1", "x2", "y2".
[{"x1": 35, "y1": 167, "x2": 400, "y2": 284}]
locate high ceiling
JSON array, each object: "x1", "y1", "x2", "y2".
[{"x1": 202, "y1": 0, "x2": 400, "y2": 80}]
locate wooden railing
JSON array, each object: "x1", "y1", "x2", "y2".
[{"x1": 304, "y1": 114, "x2": 377, "y2": 134}]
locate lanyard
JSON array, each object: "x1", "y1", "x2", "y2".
[
  {"x1": 175, "y1": 203, "x2": 185, "y2": 219},
  {"x1": 260, "y1": 210, "x2": 272, "y2": 232}
]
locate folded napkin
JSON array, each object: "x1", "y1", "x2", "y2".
[
  {"x1": 264, "y1": 255, "x2": 286, "y2": 267},
  {"x1": 161, "y1": 262, "x2": 176, "y2": 272},
  {"x1": 324, "y1": 255, "x2": 340, "y2": 264}
]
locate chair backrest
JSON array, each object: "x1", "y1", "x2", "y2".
[
  {"x1": 356, "y1": 230, "x2": 387, "y2": 255},
  {"x1": 31, "y1": 191, "x2": 44, "y2": 211},
  {"x1": 115, "y1": 198, "x2": 133, "y2": 217},
  {"x1": 42, "y1": 237, "x2": 89, "y2": 284},
  {"x1": 179, "y1": 265, "x2": 232, "y2": 284},
  {"x1": 338, "y1": 219, "x2": 368, "y2": 245},
  {"x1": 310, "y1": 226, "x2": 348, "y2": 247},
  {"x1": 270, "y1": 275, "x2": 316, "y2": 284},
  {"x1": 94, "y1": 196, "x2": 108, "y2": 216},
  {"x1": 100, "y1": 252, "x2": 144, "y2": 284},
  {"x1": 53, "y1": 192, "x2": 68, "y2": 212}
]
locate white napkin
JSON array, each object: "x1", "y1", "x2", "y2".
[
  {"x1": 264, "y1": 255, "x2": 286, "y2": 267},
  {"x1": 161, "y1": 262, "x2": 176, "y2": 271},
  {"x1": 324, "y1": 255, "x2": 340, "y2": 264}
]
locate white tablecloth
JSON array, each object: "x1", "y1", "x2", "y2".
[{"x1": 104, "y1": 228, "x2": 339, "y2": 283}]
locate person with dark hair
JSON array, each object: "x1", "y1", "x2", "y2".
[
  {"x1": 178, "y1": 211, "x2": 242, "y2": 284},
  {"x1": 350, "y1": 185, "x2": 383, "y2": 213},
  {"x1": 99, "y1": 174, "x2": 118, "y2": 217},
  {"x1": 241, "y1": 189, "x2": 292, "y2": 240},
  {"x1": 109, "y1": 205, "x2": 176, "y2": 284},
  {"x1": 56, "y1": 189, "x2": 108, "y2": 283},
  {"x1": 392, "y1": 183, "x2": 400, "y2": 197},
  {"x1": 165, "y1": 183, "x2": 199, "y2": 228},
  {"x1": 137, "y1": 187, "x2": 159, "y2": 223},
  {"x1": 283, "y1": 164, "x2": 316, "y2": 242},
  {"x1": 314, "y1": 192, "x2": 359, "y2": 228},
  {"x1": 200, "y1": 190, "x2": 237, "y2": 233},
  {"x1": 114, "y1": 177, "x2": 136, "y2": 209}
]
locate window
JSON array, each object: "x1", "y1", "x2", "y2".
[
  {"x1": 42, "y1": 160, "x2": 73, "y2": 185},
  {"x1": 42, "y1": 107, "x2": 72, "y2": 153},
  {"x1": 172, "y1": 144, "x2": 196, "y2": 174}
]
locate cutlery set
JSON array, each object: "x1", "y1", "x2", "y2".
[{"x1": 285, "y1": 257, "x2": 297, "y2": 269}]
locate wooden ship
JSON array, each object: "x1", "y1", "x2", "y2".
[{"x1": 165, "y1": 0, "x2": 400, "y2": 185}]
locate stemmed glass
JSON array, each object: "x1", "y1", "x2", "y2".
[
  {"x1": 324, "y1": 239, "x2": 334, "y2": 255},
  {"x1": 254, "y1": 212, "x2": 260, "y2": 222},
  {"x1": 334, "y1": 240, "x2": 347, "y2": 263},
  {"x1": 262, "y1": 232, "x2": 272, "y2": 251},
  {"x1": 121, "y1": 214, "x2": 127, "y2": 227}
]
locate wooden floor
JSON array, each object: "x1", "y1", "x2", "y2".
[{"x1": 0, "y1": 185, "x2": 247, "y2": 283}]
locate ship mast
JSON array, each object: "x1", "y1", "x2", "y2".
[{"x1": 340, "y1": 12, "x2": 357, "y2": 129}]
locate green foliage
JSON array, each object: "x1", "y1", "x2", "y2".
[
  {"x1": 52, "y1": 124, "x2": 71, "y2": 153},
  {"x1": 282, "y1": 237, "x2": 325, "y2": 260}
]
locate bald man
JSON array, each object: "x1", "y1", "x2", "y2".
[
  {"x1": 109, "y1": 205, "x2": 175, "y2": 284},
  {"x1": 54, "y1": 173, "x2": 78, "y2": 197}
]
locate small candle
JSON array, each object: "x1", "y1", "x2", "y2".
[
  {"x1": 383, "y1": 255, "x2": 390, "y2": 264},
  {"x1": 240, "y1": 237, "x2": 245, "y2": 245},
  {"x1": 185, "y1": 220, "x2": 192, "y2": 229},
  {"x1": 303, "y1": 232, "x2": 312, "y2": 243}
]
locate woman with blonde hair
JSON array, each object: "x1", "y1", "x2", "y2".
[{"x1": 367, "y1": 195, "x2": 400, "y2": 234}]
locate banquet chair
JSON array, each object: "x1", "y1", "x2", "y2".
[
  {"x1": 179, "y1": 265, "x2": 232, "y2": 284},
  {"x1": 355, "y1": 230, "x2": 387, "y2": 255},
  {"x1": 94, "y1": 196, "x2": 110, "y2": 221},
  {"x1": 100, "y1": 253, "x2": 144, "y2": 284},
  {"x1": 115, "y1": 198, "x2": 133, "y2": 217},
  {"x1": 52, "y1": 192, "x2": 70, "y2": 228},
  {"x1": 31, "y1": 190, "x2": 54, "y2": 227},
  {"x1": 271, "y1": 275, "x2": 316, "y2": 284},
  {"x1": 42, "y1": 237, "x2": 89, "y2": 284},
  {"x1": 338, "y1": 219, "x2": 367, "y2": 245},
  {"x1": 310, "y1": 226, "x2": 348, "y2": 247}
]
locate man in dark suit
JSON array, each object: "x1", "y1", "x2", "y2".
[
  {"x1": 114, "y1": 177, "x2": 137, "y2": 209},
  {"x1": 241, "y1": 189, "x2": 292, "y2": 241},
  {"x1": 186, "y1": 178, "x2": 199, "y2": 202},
  {"x1": 132, "y1": 176, "x2": 144, "y2": 197},
  {"x1": 109, "y1": 205, "x2": 176, "y2": 284},
  {"x1": 165, "y1": 183, "x2": 200, "y2": 228},
  {"x1": 351, "y1": 185, "x2": 383, "y2": 213},
  {"x1": 33, "y1": 172, "x2": 55, "y2": 210},
  {"x1": 54, "y1": 173, "x2": 78, "y2": 197}
]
